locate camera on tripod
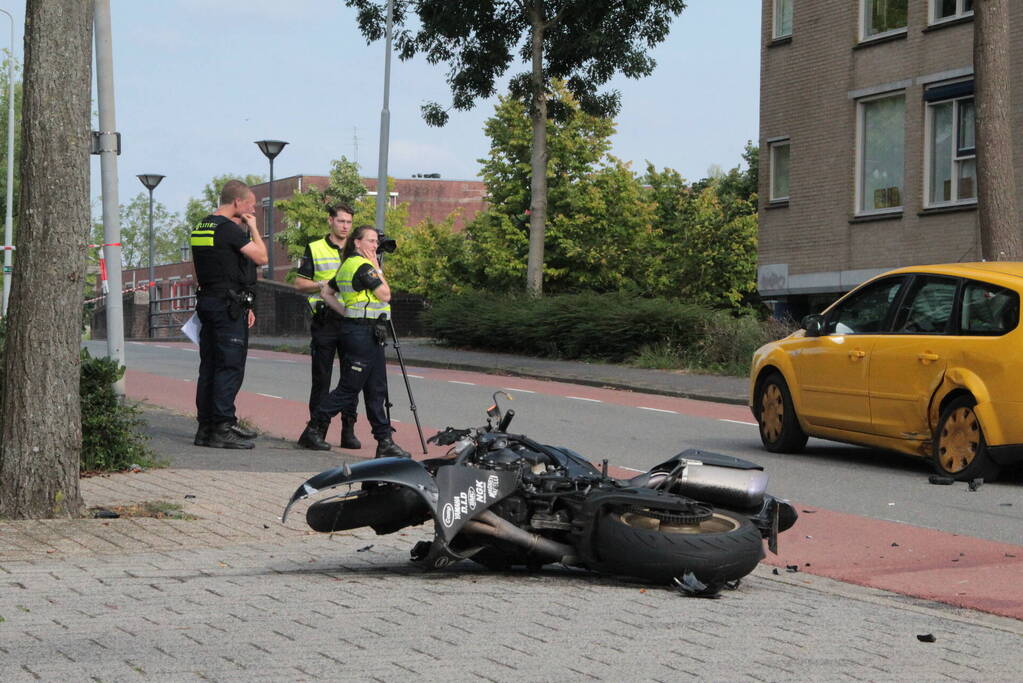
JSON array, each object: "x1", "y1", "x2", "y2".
[{"x1": 377, "y1": 235, "x2": 398, "y2": 254}]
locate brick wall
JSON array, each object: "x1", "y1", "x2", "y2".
[{"x1": 758, "y1": 1, "x2": 1021, "y2": 302}]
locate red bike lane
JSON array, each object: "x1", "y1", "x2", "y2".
[{"x1": 127, "y1": 364, "x2": 1023, "y2": 621}]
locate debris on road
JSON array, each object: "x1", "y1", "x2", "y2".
[
  {"x1": 673, "y1": 572, "x2": 721, "y2": 598},
  {"x1": 968, "y1": 478, "x2": 983, "y2": 492},
  {"x1": 93, "y1": 508, "x2": 119, "y2": 519},
  {"x1": 786, "y1": 565, "x2": 800, "y2": 573},
  {"x1": 928, "y1": 475, "x2": 955, "y2": 485},
  {"x1": 917, "y1": 634, "x2": 936, "y2": 643},
  {"x1": 356, "y1": 544, "x2": 374, "y2": 553}
]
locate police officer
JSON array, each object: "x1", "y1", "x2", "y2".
[
  {"x1": 293, "y1": 204, "x2": 361, "y2": 450},
  {"x1": 190, "y1": 180, "x2": 268, "y2": 449},
  {"x1": 298, "y1": 225, "x2": 410, "y2": 458}
]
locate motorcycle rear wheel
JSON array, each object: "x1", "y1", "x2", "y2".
[{"x1": 594, "y1": 507, "x2": 764, "y2": 586}]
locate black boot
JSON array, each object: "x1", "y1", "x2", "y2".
[
  {"x1": 206, "y1": 422, "x2": 255, "y2": 450},
  {"x1": 317, "y1": 419, "x2": 330, "y2": 441},
  {"x1": 193, "y1": 423, "x2": 211, "y2": 447},
  {"x1": 340, "y1": 415, "x2": 362, "y2": 449},
  {"x1": 375, "y1": 437, "x2": 411, "y2": 459},
  {"x1": 230, "y1": 422, "x2": 258, "y2": 439},
  {"x1": 298, "y1": 420, "x2": 331, "y2": 451}
]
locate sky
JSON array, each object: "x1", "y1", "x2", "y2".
[{"x1": 6, "y1": 1, "x2": 761, "y2": 220}]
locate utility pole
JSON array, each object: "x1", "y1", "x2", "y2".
[
  {"x1": 1, "y1": 9, "x2": 15, "y2": 318},
  {"x1": 93, "y1": 0, "x2": 125, "y2": 394},
  {"x1": 373, "y1": 0, "x2": 393, "y2": 235}
]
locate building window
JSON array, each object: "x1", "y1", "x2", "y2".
[
  {"x1": 769, "y1": 140, "x2": 790, "y2": 202},
  {"x1": 773, "y1": 0, "x2": 793, "y2": 39},
  {"x1": 858, "y1": 93, "x2": 905, "y2": 214},
  {"x1": 861, "y1": 0, "x2": 907, "y2": 40},
  {"x1": 927, "y1": 94, "x2": 975, "y2": 206},
  {"x1": 931, "y1": 0, "x2": 973, "y2": 23}
]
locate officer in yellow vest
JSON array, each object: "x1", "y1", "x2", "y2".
[
  {"x1": 293, "y1": 204, "x2": 360, "y2": 450},
  {"x1": 297, "y1": 225, "x2": 411, "y2": 458}
]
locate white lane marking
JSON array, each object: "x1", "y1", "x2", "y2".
[
  {"x1": 128, "y1": 341, "x2": 145, "y2": 345},
  {"x1": 503, "y1": 387, "x2": 535, "y2": 394},
  {"x1": 638, "y1": 406, "x2": 678, "y2": 414},
  {"x1": 567, "y1": 396, "x2": 601, "y2": 403},
  {"x1": 257, "y1": 393, "x2": 283, "y2": 399},
  {"x1": 406, "y1": 374, "x2": 424, "y2": 379},
  {"x1": 154, "y1": 345, "x2": 170, "y2": 349},
  {"x1": 182, "y1": 348, "x2": 198, "y2": 353},
  {"x1": 448, "y1": 380, "x2": 476, "y2": 386},
  {"x1": 619, "y1": 466, "x2": 645, "y2": 473},
  {"x1": 720, "y1": 419, "x2": 757, "y2": 426}
]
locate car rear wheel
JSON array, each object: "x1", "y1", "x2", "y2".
[
  {"x1": 933, "y1": 396, "x2": 1000, "y2": 482},
  {"x1": 756, "y1": 372, "x2": 808, "y2": 453}
]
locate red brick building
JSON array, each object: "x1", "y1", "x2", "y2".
[{"x1": 119, "y1": 175, "x2": 488, "y2": 295}]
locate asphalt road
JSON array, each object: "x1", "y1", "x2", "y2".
[{"x1": 84, "y1": 340, "x2": 1023, "y2": 547}]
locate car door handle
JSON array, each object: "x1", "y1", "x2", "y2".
[
  {"x1": 848, "y1": 350, "x2": 866, "y2": 359},
  {"x1": 918, "y1": 352, "x2": 940, "y2": 362}
]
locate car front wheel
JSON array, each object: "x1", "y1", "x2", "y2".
[
  {"x1": 756, "y1": 372, "x2": 808, "y2": 453},
  {"x1": 933, "y1": 396, "x2": 1000, "y2": 482}
]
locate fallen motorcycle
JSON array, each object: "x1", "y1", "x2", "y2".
[{"x1": 283, "y1": 394, "x2": 797, "y2": 590}]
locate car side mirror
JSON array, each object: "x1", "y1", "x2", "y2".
[{"x1": 802, "y1": 314, "x2": 824, "y2": 337}]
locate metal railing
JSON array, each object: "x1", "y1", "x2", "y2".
[{"x1": 148, "y1": 290, "x2": 196, "y2": 337}]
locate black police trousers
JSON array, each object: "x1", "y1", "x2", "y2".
[
  {"x1": 195, "y1": 295, "x2": 249, "y2": 427},
  {"x1": 314, "y1": 322, "x2": 391, "y2": 440},
  {"x1": 308, "y1": 313, "x2": 356, "y2": 421}
]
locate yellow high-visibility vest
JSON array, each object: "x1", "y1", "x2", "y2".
[
  {"x1": 336, "y1": 256, "x2": 390, "y2": 320},
  {"x1": 305, "y1": 238, "x2": 343, "y2": 313}
]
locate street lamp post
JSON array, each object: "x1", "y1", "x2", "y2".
[
  {"x1": 0, "y1": 9, "x2": 15, "y2": 318},
  {"x1": 254, "y1": 139, "x2": 287, "y2": 280},
  {"x1": 136, "y1": 173, "x2": 164, "y2": 288}
]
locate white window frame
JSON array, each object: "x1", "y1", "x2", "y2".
[
  {"x1": 773, "y1": 0, "x2": 793, "y2": 39},
  {"x1": 929, "y1": 0, "x2": 973, "y2": 25},
  {"x1": 923, "y1": 91, "x2": 976, "y2": 208},
  {"x1": 859, "y1": 0, "x2": 908, "y2": 43},
  {"x1": 855, "y1": 91, "x2": 906, "y2": 217},
  {"x1": 768, "y1": 138, "x2": 791, "y2": 202}
]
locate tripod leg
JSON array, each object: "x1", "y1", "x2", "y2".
[{"x1": 386, "y1": 318, "x2": 428, "y2": 454}]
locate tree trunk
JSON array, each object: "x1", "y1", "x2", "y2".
[
  {"x1": 0, "y1": 0, "x2": 93, "y2": 519},
  {"x1": 526, "y1": 0, "x2": 548, "y2": 295},
  {"x1": 974, "y1": 0, "x2": 1020, "y2": 260}
]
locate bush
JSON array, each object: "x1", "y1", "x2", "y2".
[
  {"x1": 80, "y1": 349, "x2": 157, "y2": 472},
  {"x1": 424, "y1": 291, "x2": 794, "y2": 373}
]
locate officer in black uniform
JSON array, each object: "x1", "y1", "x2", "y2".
[
  {"x1": 292, "y1": 203, "x2": 361, "y2": 450},
  {"x1": 190, "y1": 180, "x2": 268, "y2": 449}
]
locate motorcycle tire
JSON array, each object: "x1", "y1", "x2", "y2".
[{"x1": 593, "y1": 507, "x2": 764, "y2": 586}]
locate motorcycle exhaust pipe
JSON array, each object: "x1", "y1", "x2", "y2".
[
  {"x1": 645, "y1": 463, "x2": 769, "y2": 509},
  {"x1": 463, "y1": 510, "x2": 575, "y2": 564}
]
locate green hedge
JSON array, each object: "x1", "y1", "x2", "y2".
[
  {"x1": 423, "y1": 291, "x2": 790, "y2": 374},
  {"x1": 0, "y1": 320, "x2": 155, "y2": 473}
]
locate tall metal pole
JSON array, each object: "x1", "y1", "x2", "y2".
[
  {"x1": 373, "y1": 0, "x2": 393, "y2": 235},
  {"x1": 146, "y1": 187, "x2": 154, "y2": 286},
  {"x1": 0, "y1": 9, "x2": 14, "y2": 318},
  {"x1": 267, "y1": 156, "x2": 275, "y2": 279},
  {"x1": 94, "y1": 0, "x2": 126, "y2": 394}
]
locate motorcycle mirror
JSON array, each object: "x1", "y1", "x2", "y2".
[{"x1": 488, "y1": 390, "x2": 513, "y2": 419}]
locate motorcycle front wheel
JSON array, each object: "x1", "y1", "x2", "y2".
[{"x1": 594, "y1": 507, "x2": 764, "y2": 586}]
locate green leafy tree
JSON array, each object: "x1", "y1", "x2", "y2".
[
  {"x1": 383, "y1": 213, "x2": 471, "y2": 296},
  {"x1": 466, "y1": 84, "x2": 653, "y2": 294},
  {"x1": 90, "y1": 192, "x2": 184, "y2": 270},
  {"x1": 276, "y1": 157, "x2": 368, "y2": 262},
  {"x1": 183, "y1": 173, "x2": 266, "y2": 229},
  {"x1": 346, "y1": 0, "x2": 686, "y2": 294}
]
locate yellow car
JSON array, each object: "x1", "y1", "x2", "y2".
[{"x1": 750, "y1": 262, "x2": 1023, "y2": 481}]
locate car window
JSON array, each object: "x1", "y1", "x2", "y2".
[
  {"x1": 825, "y1": 277, "x2": 905, "y2": 335},
  {"x1": 893, "y1": 276, "x2": 958, "y2": 334},
  {"x1": 960, "y1": 280, "x2": 1019, "y2": 336}
]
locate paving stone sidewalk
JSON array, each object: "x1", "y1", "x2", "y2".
[{"x1": 2, "y1": 406, "x2": 1021, "y2": 682}]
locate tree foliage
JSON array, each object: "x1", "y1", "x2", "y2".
[
  {"x1": 345, "y1": 0, "x2": 687, "y2": 293},
  {"x1": 276, "y1": 157, "x2": 409, "y2": 276},
  {"x1": 90, "y1": 192, "x2": 186, "y2": 270},
  {"x1": 183, "y1": 173, "x2": 266, "y2": 229}
]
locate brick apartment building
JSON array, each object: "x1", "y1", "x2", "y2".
[
  {"x1": 119, "y1": 175, "x2": 487, "y2": 302},
  {"x1": 758, "y1": 0, "x2": 1022, "y2": 317}
]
